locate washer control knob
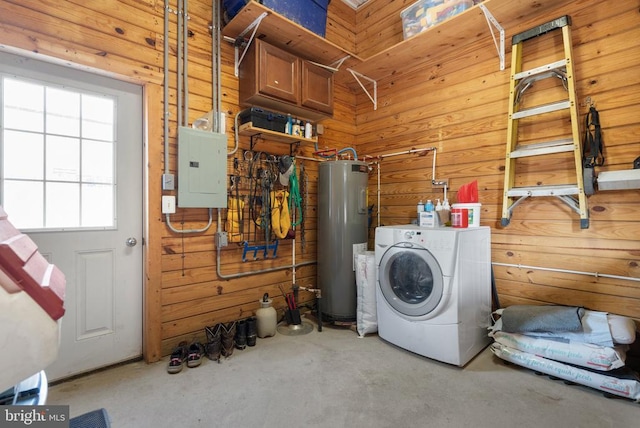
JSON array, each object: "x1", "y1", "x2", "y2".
[{"x1": 404, "y1": 231, "x2": 413, "y2": 240}]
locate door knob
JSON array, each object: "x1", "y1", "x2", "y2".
[{"x1": 126, "y1": 237, "x2": 137, "y2": 247}]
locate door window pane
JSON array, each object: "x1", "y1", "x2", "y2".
[
  {"x1": 82, "y1": 140, "x2": 113, "y2": 184},
  {"x1": 3, "y1": 78, "x2": 44, "y2": 132},
  {"x1": 82, "y1": 184, "x2": 113, "y2": 227},
  {"x1": 82, "y1": 94, "x2": 114, "y2": 141},
  {"x1": 46, "y1": 135, "x2": 80, "y2": 181},
  {"x1": 46, "y1": 87, "x2": 80, "y2": 137},
  {"x1": 3, "y1": 130, "x2": 44, "y2": 180},
  {"x1": 1, "y1": 76, "x2": 116, "y2": 230},
  {"x1": 46, "y1": 182, "x2": 80, "y2": 228},
  {"x1": 2, "y1": 180, "x2": 44, "y2": 228}
]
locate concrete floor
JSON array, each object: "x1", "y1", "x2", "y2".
[{"x1": 48, "y1": 319, "x2": 639, "y2": 428}]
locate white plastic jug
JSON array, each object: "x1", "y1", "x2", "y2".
[{"x1": 256, "y1": 293, "x2": 277, "y2": 338}]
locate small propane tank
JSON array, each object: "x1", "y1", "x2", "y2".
[{"x1": 256, "y1": 293, "x2": 277, "y2": 338}]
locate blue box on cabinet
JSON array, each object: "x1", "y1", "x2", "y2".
[
  {"x1": 223, "y1": 0, "x2": 249, "y2": 23},
  {"x1": 223, "y1": 0, "x2": 330, "y2": 37}
]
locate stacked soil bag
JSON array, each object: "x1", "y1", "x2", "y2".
[{"x1": 489, "y1": 305, "x2": 640, "y2": 401}]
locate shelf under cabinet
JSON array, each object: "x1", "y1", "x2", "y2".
[{"x1": 239, "y1": 122, "x2": 318, "y2": 145}]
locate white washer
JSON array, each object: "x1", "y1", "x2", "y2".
[{"x1": 375, "y1": 225, "x2": 492, "y2": 366}]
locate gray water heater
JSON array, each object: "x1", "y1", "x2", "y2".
[{"x1": 317, "y1": 160, "x2": 369, "y2": 321}]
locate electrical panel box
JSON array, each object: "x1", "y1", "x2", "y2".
[{"x1": 178, "y1": 127, "x2": 227, "y2": 208}]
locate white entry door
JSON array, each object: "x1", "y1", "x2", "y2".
[{"x1": 0, "y1": 52, "x2": 143, "y2": 382}]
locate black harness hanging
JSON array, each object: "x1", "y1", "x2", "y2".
[
  {"x1": 581, "y1": 105, "x2": 604, "y2": 195},
  {"x1": 582, "y1": 105, "x2": 604, "y2": 169}
]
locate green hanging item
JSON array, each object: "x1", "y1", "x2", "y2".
[{"x1": 288, "y1": 164, "x2": 302, "y2": 227}]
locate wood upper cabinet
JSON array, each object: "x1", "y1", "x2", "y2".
[
  {"x1": 301, "y1": 61, "x2": 333, "y2": 114},
  {"x1": 239, "y1": 38, "x2": 333, "y2": 121},
  {"x1": 257, "y1": 41, "x2": 299, "y2": 104}
]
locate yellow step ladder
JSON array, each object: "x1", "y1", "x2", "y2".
[{"x1": 501, "y1": 16, "x2": 588, "y2": 229}]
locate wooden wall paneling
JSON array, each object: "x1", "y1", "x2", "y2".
[
  {"x1": 61, "y1": 0, "x2": 162, "y2": 32},
  {"x1": 493, "y1": 244, "x2": 640, "y2": 281},
  {"x1": 354, "y1": 42, "x2": 509, "y2": 137},
  {"x1": 355, "y1": 0, "x2": 413, "y2": 58},
  {"x1": 5, "y1": 0, "x2": 162, "y2": 60},
  {"x1": 355, "y1": 0, "x2": 640, "y2": 322},
  {"x1": 492, "y1": 264, "x2": 640, "y2": 298},
  {"x1": 496, "y1": 278, "x2": 640, "y2": 319},
  {"x1": 162, "y1": 265, "x2": 317, "y2": 318},
  {"x1": 145, "y1": 82, "x2": 165, "y2": 362},
  {"x1": 326, "y1": 0, "x2": 357, "y2": 53},
  {"x1": 358, "y1": 50, "x2": 509, "y2": 224},
  {"x1": 0, "y1": 8, "x2": 163, "y2": 84}
]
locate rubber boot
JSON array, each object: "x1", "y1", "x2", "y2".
[
  {"x1": 221, "y1": 322, "x2": 236, "y2": 358},
  {"x1": 205, "y1": 324, "x2": 222, "y2": 362},
  {"x1": 235, "y1": 319, "x2": 247, "y2": 350},
  {"x1": 246, "y1": 316, "x2": 257, "y2": 347}
]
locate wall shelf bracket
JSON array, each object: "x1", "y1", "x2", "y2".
[
  {"x1": 232, "y1": 11, "x2": 269, "y2": 76},
  {"x1": 347, "y1": 68, "x2": 377, "y2": 110},
  {"x1": 479, "y1": 4, "x2": 505, "y2": 71},
  {"x1": 248, "y1": 132, "x2": 303, "y2": 152},
  {"x1": 309, "y1": 55, "x2": 351, "y2": 73}
]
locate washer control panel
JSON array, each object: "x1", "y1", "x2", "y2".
[{"x1": 395, "y1": 228, "x2": 454, "y2": 252}]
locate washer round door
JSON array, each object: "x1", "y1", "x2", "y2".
[{"x1": 378, "y1": 242, "x2": 444, "y2": 317}]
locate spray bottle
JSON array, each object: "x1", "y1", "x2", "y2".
[
  {"x1": 285, "y1": 114, "x2": 293, "y2": 134},
  {"x1": 425, "y1": 199, "x2": 434, "y2": 212}
]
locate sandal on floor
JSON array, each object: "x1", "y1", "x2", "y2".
[
  {"x1": 187, "y1": 341, "x2": 204, "y2": 368},
  {"x1": 167, "y1": 341, "x2": 188, "y2": 374}
]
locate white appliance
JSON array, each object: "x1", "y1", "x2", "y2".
[{"x1": 375, "y1": 225, "x2": 492, "y2": 366}]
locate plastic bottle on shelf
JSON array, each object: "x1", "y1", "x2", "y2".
[
  {"x1": 442, "y1": 198, "x2": 451, "y2": 226},
  {"x1": 292, "y1": 119, "x2": 301, "y2": 136},
  {"x1": 285, "y1": 114, "x2": 292, "y2": 134},
  {"x1": 304, "y1": 121, "x2": 312, "y2": 139},
  {"x1": 417, "y1": 199, "x2": 424, "y2": 214},
  {"x1": 425, "y1": 199, "x2": 434, "y2": 212},
  {"x1": 435, "y1": 198, "x2": 443, "y2": 226}
]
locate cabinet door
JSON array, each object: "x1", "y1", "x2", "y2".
[
  {"x1": 258, "y1": 41, "x2": 299, "y2": 104},
  {"x1": 301, "y1": 61, "x2": 333, "y2": 115}
]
